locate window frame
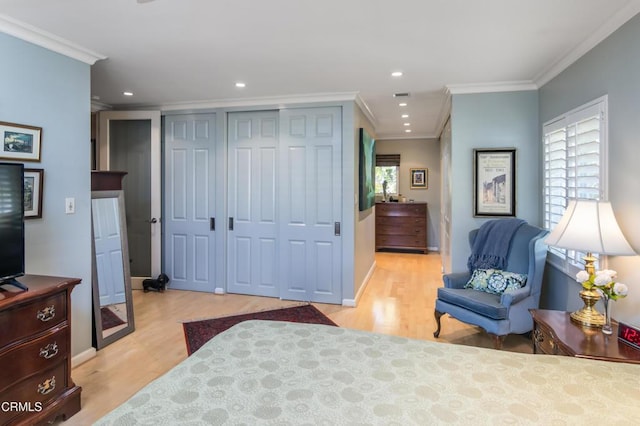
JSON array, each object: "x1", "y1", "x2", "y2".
[{"x1": 542, "y1": 95, "x2": 609, "y2": 276}]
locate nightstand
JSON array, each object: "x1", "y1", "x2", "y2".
[{"x1": 530, "y1": 309, "x2": 640, "y2": 364}]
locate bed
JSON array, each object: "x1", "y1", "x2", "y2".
[{"x1": 96, "y1": 320, "x2": 640, "y2": 425}]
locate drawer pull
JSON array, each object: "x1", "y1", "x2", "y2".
[
  {"x1": 37, "y1": 376, "x2": 56, "y2": 395},
  {"x1": 37, "y1": 305, "x2": 56, "y2": 322},
  {"x1": 39, "y1": 342, "x2": 59, "y2": 359}
]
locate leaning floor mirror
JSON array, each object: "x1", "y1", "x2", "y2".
[{"x1": 91, "y1": 188, "x2": 135, "y2": 349}]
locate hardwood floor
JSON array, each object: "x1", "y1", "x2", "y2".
[{"x1": 64, "y1": 252, "x2": 532, "y2": 425}]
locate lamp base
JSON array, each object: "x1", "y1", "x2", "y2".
[{"x1": 570, "y1": 288, "x2": 604, "y2": 328}]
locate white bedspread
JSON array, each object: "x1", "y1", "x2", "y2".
[{"x1": 96, "y1": 320, "x2": 640, "y2": 425}]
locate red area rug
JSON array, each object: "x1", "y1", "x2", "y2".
[
  {"x1": 101, "y1": 306, "x2": 125, "y2": 330},
  {"x1": 182, "y1": 304, "x2": 337, "y2": 355}
]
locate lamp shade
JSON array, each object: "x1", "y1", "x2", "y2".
[{"x1": 544, "y1": 199, "x2": 636, "y2": 255}]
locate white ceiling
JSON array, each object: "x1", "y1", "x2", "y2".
[{"x1": 1, "y1": 0, "x2": 639, "y2": 139}]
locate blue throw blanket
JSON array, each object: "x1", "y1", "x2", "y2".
[{"x1": 467, "y1": 219, "x2": 526, "y2": 272}]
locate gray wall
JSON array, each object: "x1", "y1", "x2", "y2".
[
  {"x1": 539, "y1": 13, "x2": 640, "y2": 325},
  {"x1": 376, "y1": 138, "x2": 441, "y2": 250},
  {"x1": 0, "y1": 33, "x2": 92, "y2": 356},
  {"x1": 450, "y1": 91, "x2": 540, "y2": 272}
]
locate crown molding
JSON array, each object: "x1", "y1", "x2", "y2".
[
  {"x1": 375, "y1": 132, "x2": 435, "y2": 141},
  {"x1": 534, "y1": 1, "x2": 640, "y2": 87},
  {"x1": 91, "y1": 100, "x2": 113, "y2": 112},
  {"x1": 0, "y1": 14, "x2": 106, "y2": 65},
  {"x1": 147, "y1": 92, "x2": 359, "y2": 112},
  {"x1": 434, "y1": 88, "x2": 452, "y2": 139},
  {"x1": 354, "y1": 93, "x2": 378, "y2": 129},
  {"x1": 446, "y1": 80, "x2": 538, "y2": 95}
]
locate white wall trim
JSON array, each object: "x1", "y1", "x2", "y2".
[
  {"x1": 214, "y1": 287, "x2": 226, "y2": 295},
  {"x1": 343, "y1": 261, "x2": 376, "y2": 307},
  {"x1": 534, "y1": 2, "x2": 640, "y2": 87},
  {"x1": 0, "y1": 14, "x2": 106, "y2": 65},
  {"x1": 125, "y1": 92, "x2": 360, "y2": 112},
  {"x1": 434, "y1": 88, "x2": 452, "y2": 139},
  {"x1": 447, "y1": 80, "x2": 538, "y2": 95},
  {"x1": 354, "y1": 93, "x2": 378, "y2": 130},
  {"x1": 376, "y1": 132, "x2": 435, "y2": 140},
  {"x1": 71, "y1": 347, "x2": 96, "y2": 368}
]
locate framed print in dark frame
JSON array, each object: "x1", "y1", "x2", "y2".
[
  {"x1": 24, "y1": 168, "x2": 44, "y2": 219},
  {"x1": 358, "y1": 128, "x2": 376, "y2": 211},
  {"x1": 410, "y1": 168, "x2": 427, "y2": 189},
  {"x1": 473, "y1": 148, "x2": 516, "y2": 217},
  {"x1": 0, "y1": 121, "x2": 42, "y2": 162}
]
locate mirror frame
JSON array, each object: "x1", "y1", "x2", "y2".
[{"x1": 91, "y1": 189, "x2": 135, "y2": 349}]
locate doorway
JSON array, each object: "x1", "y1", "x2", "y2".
[{"x1": 97, "y1": 111, "x2": 162, "y2": 287}]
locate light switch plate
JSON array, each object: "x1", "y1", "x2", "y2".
[{"x1": 65, "y1": 197, "x2": 75, "y2": 214}]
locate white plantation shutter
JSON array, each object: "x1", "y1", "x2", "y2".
[{"x1": 543, "y1": 96, "x2": 608, "y2": 271}]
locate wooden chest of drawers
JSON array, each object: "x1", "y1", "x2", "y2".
[
  {"x1": 375, "y1": 202, "x2": 427, "y2": 253},
  {"x1": 0, "y1": 275, "x2": 82, "y2": 425}
]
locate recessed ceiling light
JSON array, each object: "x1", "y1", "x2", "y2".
[
  {"x1": 235, "y1": 82, "x2": 246, "y2": 88},
  {"x1": 391, "y1": 71, "x2": 403, "y2": 77},
  {"x1": 404, "y1": 123, "x2": 411, "y2": 126},
  {"x1": 123, "y1": 91, "x2": 133, "y2": 96},
  {"x1": 401, "y1": 114, "x2": 409, "y2": 118},
  {"x1": 405, "y1": 129, "x2": 412, "y2": 133},
  {"x1": 399, "y1": 103, "x2": 407, "y2": 107}
]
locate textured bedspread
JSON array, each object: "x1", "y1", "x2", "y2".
[{"x1": 96, "y1": 320, "x2": 640, "y2": 425}]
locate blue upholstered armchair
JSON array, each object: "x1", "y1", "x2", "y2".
[{"x1": 434, "y1": 221, "x2": 548, "y2": 349}]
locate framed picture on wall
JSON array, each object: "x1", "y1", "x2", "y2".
[
  {"x1": 0, "y1": 121, "x2": 42, "y2": 162},
  {"x1": 410, "y1": 168, "x2": 428, "y2": 189},
  {"x1": 24, "y1": 168, "x2": 44, "y2": 219},
  {"x1": 358, "y1": 128, "x2": 376, "y2": 211},
  {"x1": 473, "y1": 148, "x2": 516, "y2": 217}
]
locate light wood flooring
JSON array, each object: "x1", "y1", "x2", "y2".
[{"x1": 65, "y1": 252, "x2": 532, "y2": 425}]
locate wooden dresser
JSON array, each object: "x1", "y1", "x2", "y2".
[
  {"x1": 0, "y1": 275, "x2": 82, "y2": 425},
  {"x1": 375, "y1": 202, "x2": 428, "y2": 253}
]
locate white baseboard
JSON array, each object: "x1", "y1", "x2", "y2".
[
  {"x1": 342, "y1": 260, "x2": 377, "y2": 307},
  {"x1": 427, "y1": 246, "x2": 439, "y2": 252},
  {"x1": 214, "y1": 287, "x2": 225, "y2": 295},
  {"x1": 72, "y1": 347, "x2": 96, "y2": 368}
]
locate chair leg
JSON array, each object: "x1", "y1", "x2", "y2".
[
  {"x1": 491, "y1": 334, "x2": 506, "y2": 350},
  {"x1": 433, "y1": 310, "x2": 444, "y2": 338}
]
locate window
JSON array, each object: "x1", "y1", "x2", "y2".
[
  {"x1": 375, "y1": 154, "x2": 400, "y2": 195},
  {"x1": 543, "y1": 96, "x2": 608, "y2": 272}
]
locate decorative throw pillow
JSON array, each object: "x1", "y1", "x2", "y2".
[{"x1": 465, "y1": 269, "x2": 528, "y2": 295}]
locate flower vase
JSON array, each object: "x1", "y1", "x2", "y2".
[{"x1": 602, "y1": 297, "x2": 613, "y2": 335}]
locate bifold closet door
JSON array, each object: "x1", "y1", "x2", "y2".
[
  {"x1": 227, "y1": 111, "x2": 280, "y2": 297},
  {"x1": 163, "y1": 114, "x2": 217, "y2": 292},
  {"x1": 279, "y1": 107, "x2": 342, "y2": 304}
]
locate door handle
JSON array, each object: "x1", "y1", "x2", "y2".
[
  {"x1": 334, "y1": 222, "x2": 341, "y2": 236},
  {"x1": 148, "y1": 218, "x2": 158, "y2": 224},
  {"x1": 229, "y1": 217, "x2": 234, "y2": 231},
  {"x1": 210, "y1": 217, "x2": 215, "y2": 231}
]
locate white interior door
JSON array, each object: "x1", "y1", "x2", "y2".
[
  {"x1": 163, "y1": 113, "x2": 217, "y2": 292},
  {"x1": 97, "y1": 110, "x2": 161, "y2": 288},
  {"x1": 279, "y1": 107, "x2": 342, "y2": 304},
  {"x1": 227, "y1": 111, "x2": 279, "y2": 297},
  {"x1": 92, "y1": 197, "x2": 126, "y2": 306}
]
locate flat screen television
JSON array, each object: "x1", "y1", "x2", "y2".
[{"x1": 0, "y1": 162, "x2": 27, "y2": 291}]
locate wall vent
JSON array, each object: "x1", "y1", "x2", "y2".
[{"x1": 393, "y1": 92, "x2": 410, "y2": 97}]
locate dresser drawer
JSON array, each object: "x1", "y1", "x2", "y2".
[
  {"x1": 376, "y1": 234, "x2": 426, "y2": 248},
  {"x1": 376, "y1": 203, "x2": 426, "y2": 217},
  {"x1": 0, "y1": 326, "x2": 69, "y2": 392},
  {"x1": 0, "y1": 361, "x2": 67, "y2": 425},
  {"x1": 533, "y1": 324, "x2": 567, "y2": 356},
  {"x1": 0, "y1": 293, "x2": 67, "y2": 349},
  {"x1": 376, "y1": 219, "x2": 426, "y2": 235}
]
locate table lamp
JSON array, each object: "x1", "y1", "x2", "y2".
[{"x1": 544, "y1": 199, "x2": 636, "y2": 327}]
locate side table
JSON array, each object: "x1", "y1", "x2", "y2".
[{"x1": 530, "y1": 309, "x2": 640, "y2": 364}]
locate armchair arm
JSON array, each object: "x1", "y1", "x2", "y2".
[
  {"x1": 500, "y1": 286, "x2": 531, "y2": 307},
  {"x1": 443, "y1": 272, "x2": 471, "y2": 289}
]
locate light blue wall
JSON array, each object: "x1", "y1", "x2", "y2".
[
  {"x1": 0, "y1": 33, "x2": 92, "y2": 356},
  {"x1": 539, "y1": 13, "x2": 640, "y2": 324},
  {"x1": 450, "y1": 91, "x2": 540, "y2": 272}
]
